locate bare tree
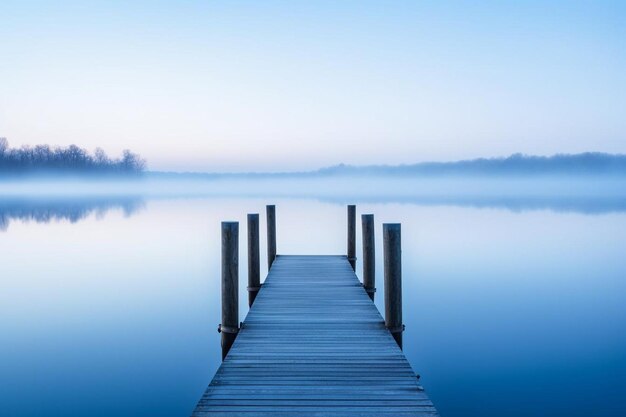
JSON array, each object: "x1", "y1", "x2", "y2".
[{"x1": 0, "y1": 138, "x2": 145, "y2": 176}]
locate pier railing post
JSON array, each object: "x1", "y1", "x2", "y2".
[
  {"x1": 347, "y1": 205, "x2": 356, "y2": 270},
  {"x1": 266, "y1": 205, "x2": 276, "y2": 269},
  {"x1": 247, "y1": 213, "x2": 261, "y2": 307},
  {"x1": 361, "y1": 214, "x2": 376, "y2": 301},
  {"x1": 383, "y1": 223, "x2": 404, "y2": 349},
  {"x1": 219, "y1": 221, "x2": 239, "y2": 360}
]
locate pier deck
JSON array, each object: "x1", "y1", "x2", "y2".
[{"x1": 192, "y1": 254, "x2": 438, "y2": 416}]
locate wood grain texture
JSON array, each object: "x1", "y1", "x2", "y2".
[
  {"x1": 266, "y1": 205, "x2": 276, "y2": 269},
  {"x1": 192, "y1": 255, "x2": 437, "y2": 417},
  {"x1": 347, "y1": 206, "x2": 356, "y2": 270},
  {"x1": 247, "y1": 214, "x2": 260, "y2": 307},
  {"x1": 383, "y1": 224, "x2": 403, "y2": 349},
  {"x1": 220, "y1": 222, "x2": 239, "y2": 360},
  {"x1": 361, "y1": 214, "x2": 376, "y2": 301}
]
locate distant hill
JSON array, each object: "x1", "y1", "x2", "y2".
[
  {"x1": 150, "y1": 153, "x2": 626, "y2": 179},
  {"x1": 315, "y1": 153, "x2": 626, "y2": 177}
]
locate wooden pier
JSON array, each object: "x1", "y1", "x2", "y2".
[{"x1": 192, "y1": 206, "x2": 438, "y2": 416}]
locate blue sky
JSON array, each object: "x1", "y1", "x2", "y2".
[{"x1": 1, "y1": 1, "x2": 625, "y2": 171}]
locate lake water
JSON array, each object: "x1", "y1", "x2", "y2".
[{"x1": 1, "y1": 181, "x2": 625, "y2": 416}]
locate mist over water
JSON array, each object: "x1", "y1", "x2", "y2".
[
  {"x1": 1, "y1": 178, "x2": 625, "y2": 416},
  {"x1": 0, "y1": 196, "x2": 144, "y2": 231},
  {"x1": 1, "y1": 174, "x2": 626, "y2": 212}
]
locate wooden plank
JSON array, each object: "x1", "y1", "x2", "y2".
[{"x1": 191, "y1": 255, "x2": 438, "y2": 416}]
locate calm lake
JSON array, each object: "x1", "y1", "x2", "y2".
[{"x1": 1, "y1": 179, "x2": 625, "y2": 416}]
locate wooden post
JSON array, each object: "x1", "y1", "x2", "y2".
[
  {"x1": 247, "y1": 213, "x2": 261, "y2": 307},
  {"x1": 266, "y1": 205, "x2": 276, "y2": 269},
  {"x1": 219, "y1": 221, "x2": 239, "y2": 360},
  {"x1": 347, "y1": 205, "x2": 356, "y2": 270},
  {"x1": 361, "y1": 214, "x2": 375, "y2": 301},
  {"x1": 383, "y1": 223, "x2": 403, "y2": 349}
]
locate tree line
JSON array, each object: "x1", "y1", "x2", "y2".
[
  {"x1": 0, "y1": 138, "x2": 145, "y2": 176},
  {"x1": 316, "y1": 152, "x2": 626, "y2": 177}
]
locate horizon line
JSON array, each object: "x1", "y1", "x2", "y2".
[{"x1": 147, "y1": 151, "x2": 626, "y2": 176}]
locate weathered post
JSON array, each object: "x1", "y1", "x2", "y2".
[
  {"x1": 247, "y1": 213, "x2": 261, "y2": 307},
  {"x1": 383, "y1": 223, "x2": 403, "y2": 349},
  {"x1": 266, "y1": 205, "x2": 276, "y2": 269},
  {"x1": 219, "y1": 221, "x2": 239, "y2": 360},
  {"x1": 361, "y1": 214, "x2": 376, "y2": 301},
  {"x1": 347, "y1": 205, "x2": 356, "y2": 270}
]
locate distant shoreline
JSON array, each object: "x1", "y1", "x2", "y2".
[
  {"x1": 149, "y1": 152, "x2": 626, "y2": 179},
  {"x1": 2, "y1": 152, "x2": 626, "y2": 180},
  {"x1": 0, "y1": 139, "x2": 145, "y2": 177}
]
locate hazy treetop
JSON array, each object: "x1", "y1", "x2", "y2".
[{"x1": 0, "y1": 138, "x2": 145, "y2": 177}]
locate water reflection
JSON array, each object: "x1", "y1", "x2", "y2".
[
  {"x1": 318, "y1": 194, "x2": 626, "y2": 214},
  {"x1": 0, "y1": 196, "x2": 144, "y2": 231},
  {"x1": 2, "y1": 176, "x2": 626, "y2": 217},
  {"x1": 1, "y1": 197, "x2": 625, "y2": 417},
  {"x1": 1, "y1": 192, "x2": 625, "y2": 233}
]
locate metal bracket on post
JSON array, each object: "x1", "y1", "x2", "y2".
[
  {"x1": 365, "y1": 287, "x2": 377, "y2": 296},
  {"x1": 217, "y1": 324, "x2": 240, "y2": 334},
  {"x1": 387, "y1": 324, "x2": 405, "y2": 334},
  {"x1": 387, "y1": 323, "x2": 405, "y2": 348},
  {"x1": 247, "y1": 284, "x2": 262, "y2": 305}
]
